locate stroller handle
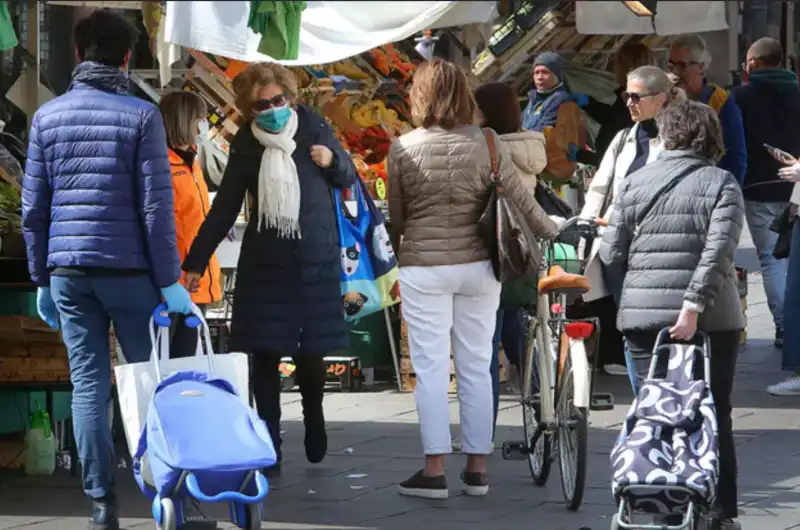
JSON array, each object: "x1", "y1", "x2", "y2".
[
  {"x1": 185, "y1": 471, "x2": 269, "y2": 504},
  {"x1": 152, "y1": 302, "x2": 203, "y2": 329},
  {"x1": 653, "y1": 328, "x2": 711, "y2": 355}
]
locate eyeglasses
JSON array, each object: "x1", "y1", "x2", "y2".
[
  {"x1": 253, "y1": 94, "x2": 287, "y2": 112},
  {"x1": 622, "y1": 91, "x2": 660, "y2": 104},
  {"x1": 667, "y1": 60, "x2": 700, "y2": 71}
]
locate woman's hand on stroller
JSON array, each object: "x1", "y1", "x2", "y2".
[{"x1": 669, "y1": 307, "x2": 699, "y2": 341}]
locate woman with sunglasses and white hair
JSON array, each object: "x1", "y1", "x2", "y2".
[
  {"x1": 182, "y1": 63, "x2": 358, "y2": 475},
  {"x1": 579, "y1": 65, "x2": 684, "y2": 385}
]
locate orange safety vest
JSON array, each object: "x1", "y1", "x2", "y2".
[{"x1": 169, "y1": 148, "x2": 223, "y2": 305}]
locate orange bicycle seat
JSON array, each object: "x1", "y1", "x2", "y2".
[{"x1": 538, "y1": 265, "x2": 591, "y2": 295}]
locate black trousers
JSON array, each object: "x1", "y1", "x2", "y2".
[
  {"x1": 250, "y1": 353, "x2": 326, "y2": 459},
  {"x1": 169, "y1": 304, "x2": 207, "y2": 358},
  {"x1": 631, "y1": 329, "x2": 740, "y2": 519},
  {"x1": 566, "y1": 294, "x2": 626, "y2": 366}
]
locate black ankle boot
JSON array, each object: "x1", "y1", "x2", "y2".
[
  {"x1": 89, "y1": 497, "x2": 119, "y2": 530},
  {"x1": 304, "y1": 414, "x2": 327, "y2": 464}
]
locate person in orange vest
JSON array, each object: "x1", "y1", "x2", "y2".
[
  {"x1": 159, "y1": 91, "x2": 223, "y2": 358},
  {"x1": 668, "y1": 34, "x2": 747, "y2": 185}
]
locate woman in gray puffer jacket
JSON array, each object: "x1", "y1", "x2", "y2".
[{"x1": 600, "y1": 100, "x2": 744, "y2": 530}]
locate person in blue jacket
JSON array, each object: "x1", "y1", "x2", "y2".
[
  {"x1": 669, "y1": 34, "x2": 747, "y2": 185},
  {"x1": 521, "y1": 52, "x2": 572, "y2": 133},
  {"x1": 20, "y1": 9, "x2": 193, "y2": 530}
]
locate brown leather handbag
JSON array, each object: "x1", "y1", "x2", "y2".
[{"x1": 478, "y1": 129, "x2": 541, "y2": 283}]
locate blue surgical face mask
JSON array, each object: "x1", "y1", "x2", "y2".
[
  {"x1": 197, "y1": 119, "x2": 210, "y2": 137},
  {"x1": 255, "y1": 105, "x2": 292, "y2": 132}
]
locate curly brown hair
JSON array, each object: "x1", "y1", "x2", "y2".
[
  {"x1": 232, "y1": 62, "x2": 299, "y2": 119},
  {"x1": 474, "y1": 82, "x2": 521, "y2": 135},
  {"x1": 656, "y1": 100, "x2": 725, "y2": 162},
  {"x1": 410, "y1": 58, "x2": 476, "y2": 129}
]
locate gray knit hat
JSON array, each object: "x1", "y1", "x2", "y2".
[{"x1": 533, "y1": 52, "x2": 563, "y2": 80}]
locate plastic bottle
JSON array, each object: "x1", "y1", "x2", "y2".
[{"x1": 24, "y1": 404, "x2": 56, "y2": 476}]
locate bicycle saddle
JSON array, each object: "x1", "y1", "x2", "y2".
[{"x1": 538, "y1": 265, "x2": 591, "y2": 295}]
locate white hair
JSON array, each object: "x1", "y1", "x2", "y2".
[
  {"x1": 627, "y1": 65, "x2": 672, "y2": 94},
  {"x1": 671, "y1": 34, "x2": 712, "y2": 69}
]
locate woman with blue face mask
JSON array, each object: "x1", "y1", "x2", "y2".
[{"x1": 182, "y1": 63, "x2": 358, "y2": 476}]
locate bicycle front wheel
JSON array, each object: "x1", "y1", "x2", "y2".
[
  {"x1": 557, "y1": 342, "x2": 588, "y2": 511},
  {"x1": 522, "y1": 322, "x2": 551, "y2": 486}
]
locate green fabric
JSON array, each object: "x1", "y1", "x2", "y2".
[
  {"x1": 248, "y1": 1, "x2": 306, "y2": 60},
  {"x1": 501, "y1": 243, "x2": 580, "y2": 306},
  {"x1": 0, "y1": 1, "x2": 18, "y2": 51},
  {"x1": 748, "y1": 68, "x2": 799, "y2": 93}
]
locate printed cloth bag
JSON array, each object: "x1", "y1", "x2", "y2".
[{"x1": 333, "y1": 177, "x2": 400, "y2": 320}]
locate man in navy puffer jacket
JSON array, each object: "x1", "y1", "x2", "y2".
[{"x1": 21, "y1": 10, "x2": 192, "y2": 530}]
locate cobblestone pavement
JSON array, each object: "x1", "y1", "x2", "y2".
[{"x1": 1, "y1": 230, "x2": 799, "y2": 530}]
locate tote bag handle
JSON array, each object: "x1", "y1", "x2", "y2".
[{"x1": 148, "y1": 302, "x2": 216, "y2": 382}]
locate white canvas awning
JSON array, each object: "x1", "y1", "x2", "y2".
[
  {"x1": 575, "y1": 1, "x2": 728, "y2": 36},
  {"x1": 163, "y1": 1, "x2": 498, "y2": 66}
]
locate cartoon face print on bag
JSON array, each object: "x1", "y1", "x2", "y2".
[
  {"x1": 343, "y1": 292, "x2": 369, "y2": 316},
  {"x1": 372, "y1": 224, "x2": 395, "y2": 263},
  {"x1": 342, "y1": 242, "x2": 360, "y2": 276}
]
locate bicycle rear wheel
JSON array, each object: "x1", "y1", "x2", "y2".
[{"x1": 557, "y1": 341, "x2": 588, "y2": 511}]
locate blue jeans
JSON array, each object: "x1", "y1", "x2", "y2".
[
  {"x1": 745, "y1": 201, "x2": 788, "y2": 330},
  {"x1": 491, "y1": 306, "x2": 524, "y2": 434},
  {"x1": 50, "y1": 274, "x2": 160, "y2": 500},
  {"x1": 782, "y1": 220, "x2": 800, "y2": 371},
  {"x1": 624, "y1": 342, "x2": 640, "y2": 395}
]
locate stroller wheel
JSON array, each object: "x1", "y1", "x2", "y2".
[
  {"x1": 245, "y1": 503, "x2": 262, "y2": 530},
  {"x1": 156, "y1": 498, "x2": 176, "y2": 530}
]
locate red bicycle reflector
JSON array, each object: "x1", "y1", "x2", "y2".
[{"x1": 564, "y1": 321, "x2": 594, "y2": 339}]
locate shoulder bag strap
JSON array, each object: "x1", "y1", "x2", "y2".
[
  {"x1": 599, "y1": 127, "x2": 631, "y2": 215},
  {"x1": 633, "y1": 162, "x2": 705, "y2": 234},
  {"x1": 483, "y1": 128, "x2": 500, "y2": 184}
]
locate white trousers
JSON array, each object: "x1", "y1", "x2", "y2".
[{"x1": 400, "y1": 260, "x2": 501, "y2": 455}]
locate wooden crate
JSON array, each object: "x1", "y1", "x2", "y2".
[
  {"x1": 0, "y1": 316, "x2": 63, "y2": 345},
  {"x1": 400, "y1": 372, "x2": 457, "y2": 393},
  {"x1": 0, "y1": 436, "x2": 25, "y2": 469}
]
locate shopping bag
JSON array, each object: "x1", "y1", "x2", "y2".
[
  {"x1": 333, "y1": 177, "x2": 400, "y2": 321},
  {"x1": 114, "y1": 303, "x2": 250, "y2": 460}
]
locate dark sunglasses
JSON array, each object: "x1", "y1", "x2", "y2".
[
  {"x1": 253, "y1": 94, "x2": 287, "y2": 112},
  {"x1": 622, "y1": 91, "x2": 660, "y2": 104}
]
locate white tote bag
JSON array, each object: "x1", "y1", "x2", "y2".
[{"x1": 114, "y1": 304, "x2": 250, "y2": 460}]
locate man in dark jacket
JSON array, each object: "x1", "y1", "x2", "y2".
[
  {"x1": 521, "y1": 52, "x2": 572, "y2": 132},
  {"x1": 21, "y1": 10, "x2": 192, "y2": 530},
  {"x1": 734, "y1": 37, "x2": 798, "y2": 348},
  {"x1": 669, "y1": 34, "x2": 747, "y2": 185}
]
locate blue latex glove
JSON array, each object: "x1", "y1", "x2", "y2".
[
  {"x1": 567, "y1": 143, "x2": 579, "y2": 162},
  {"x1": 36, "y1": 287, "x2": 59, "y2": 329},
  {"x1": 160, "y1": 282, "x2": 193, "y2": 315},
  {"x1": 571, "y1": 92, "x2": 589, "y2": 108}
]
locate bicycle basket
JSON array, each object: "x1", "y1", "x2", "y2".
[{"x1": 545, "y1": 242, "x2": 581, "y2": 274}]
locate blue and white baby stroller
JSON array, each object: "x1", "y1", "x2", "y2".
[
  {"x1": 133, "y1": 304, "x2": 278, "y2": 530},
  {"x1": 609, "y1": 329, "x2": 719, "y2": 530}
]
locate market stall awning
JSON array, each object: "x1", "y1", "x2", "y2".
[
  {"x1": 163, "y1": 1, "x2": 498, "y2": 66},
  {"x1": 575, "y1": 1, "x2": 728, "y2": 36}
]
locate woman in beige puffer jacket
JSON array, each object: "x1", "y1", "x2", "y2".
[
  {"x1": 474, "y1": 82, "x2": 550, "y2": 438},
  {"x1": 388, "y1": 60, "x2": 557, "y2": 501}
]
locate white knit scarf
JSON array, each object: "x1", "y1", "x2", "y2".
[{"x1": 250, "y1": 109, "x2": 301, "y2": 238}]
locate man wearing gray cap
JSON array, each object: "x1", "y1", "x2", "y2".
[{"x1": 522, "y1": 51, "x2": 573, "y2": 132}]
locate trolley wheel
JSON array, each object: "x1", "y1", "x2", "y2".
[
  {"x1": 156, "y1": 498, "x2": 176, "y2": 530},
  {"x1": 245, "y1": 503, "x2": 262, "y2": 530},
  {"x1": 557, "y1": 345, "x2": 588, "y2": 511}
]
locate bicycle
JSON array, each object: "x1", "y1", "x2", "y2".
[{"x1": 501, "y1": 216, "x2": 615, "y2": 511}]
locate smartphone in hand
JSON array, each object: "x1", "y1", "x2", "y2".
[{"x1": 764, "y1": 143, "x2": 798, "y2": 165}]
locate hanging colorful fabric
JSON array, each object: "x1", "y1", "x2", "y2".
[
  {"x1": 247, "y1": 1, "x2": 306, "y2": 60},
  {"x1": 0, "y1": 0, "x2": 18, "y2": 51},
  {"x1": 333, "y1": 178, "x2": 400, "y2": 321}
]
